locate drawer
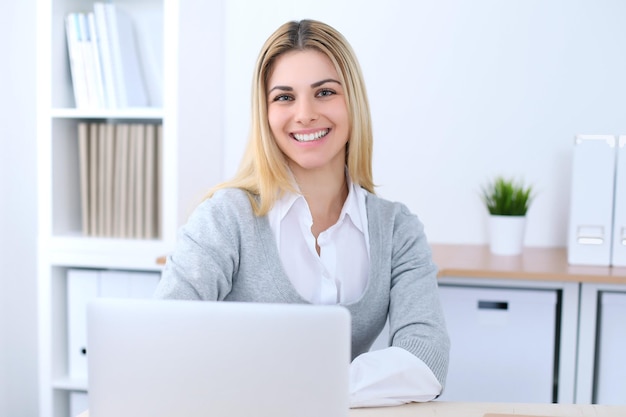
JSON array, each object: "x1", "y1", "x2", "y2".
[{"x1": 437, "y1": 285, "x2": 558, "y2": 403}]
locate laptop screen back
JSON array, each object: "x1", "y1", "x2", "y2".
[{"x1": 87, "y1": 298, "x2": 351, "y2": 417}]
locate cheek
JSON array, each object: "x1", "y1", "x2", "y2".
[
  {"x1": 328, "y1": 100, "x2": 349, "y2": 124},
  {"x1": 267, "y1": 107, "x2": 286, "y2": 136}
]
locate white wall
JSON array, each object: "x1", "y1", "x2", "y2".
[
  {"x1": 0, "y1": 1, "x2": 39, "y2": 416},
  {"x1": 2, "y1": 1, "x2": 626, "y2": 414},
  {"x1": 223, "y1": 0, "x2": 626, "y2": 247}
]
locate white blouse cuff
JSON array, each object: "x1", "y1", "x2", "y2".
[{"x1": 349, "y1": 346, "x2": 442, "y2": 408}]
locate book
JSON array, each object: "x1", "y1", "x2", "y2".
[
  {"x1": 133, "y1": 124, "x2": 146, "y2": 238},
  {"x1": 97, "y1": 123, "x2": 107, "y2": 236},
  {"x1": 126, "y1": 124, "x2": 137, "y2": 238},
  {"x1": 156, "y1": 124, "x2": 162, "y2": 238},
  {"x1": 103, "y1": 3, "x2": 148, "y2": 108},
  {"x1": 87, "y1": 12, "x2": 107, "y2": 108},
  {"x1": 93, "y1": 2, "x2": 118, "y2": 108},
  {"x1": 77, "y1": 12, "x2": 100, "y2": 108},
  {"x1": 65, "y1": 13, "x2": 89, "y2": 108},
  {"x1": 78, "y1": 123, "x2": 90, "y2": 235},
  {"x1": 103, "y1": 123, "x2": 115, "y2": 237},
  {"x1": 144, "y1": 124, "x2": 156, "y2": 239},
  {"x1": 88, "y1": 123, "x2": 99, "y2": 236},
  {"x1": 113, "y1": 123, "x2": 129, "y2": 238}
]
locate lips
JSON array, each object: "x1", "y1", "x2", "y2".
[{"x1": 292, "y1": 128, "x2": 330, "y2": 142}]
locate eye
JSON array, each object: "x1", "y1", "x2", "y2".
[
  {"x1": 271, "y1": 94, "x2": 294, "y2": 102},
  {"x1": 316, "y1": 89, "x2": 336, "y2": 98}
]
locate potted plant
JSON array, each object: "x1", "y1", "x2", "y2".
[{"x1": 481, "y1": 176, "x2": 534, "y2": 255}]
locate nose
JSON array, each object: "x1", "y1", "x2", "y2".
[{"x1": 294, "y1": 97, "x2": 318, "y2": 125}]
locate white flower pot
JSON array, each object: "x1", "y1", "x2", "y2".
[{"x1": 488, "y1": 215, "x2": 527, "y2": 255}]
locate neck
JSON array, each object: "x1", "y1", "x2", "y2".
[
  {"x1": 290, "y1": 164, "x2": 348, "y2": 237},
  {"x1": 297, "y1": 168, "x2": 346, "y2": 207}
]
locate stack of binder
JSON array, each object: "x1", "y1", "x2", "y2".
[
  {"x1": 568, "y1": 135, "x2": 626, "y2": 266},
  {"x1": 78, "y1": 121, "x2": 161, "y2": 239}
]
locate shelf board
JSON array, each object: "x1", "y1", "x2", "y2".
[
  {"x1": 46, "y1": 235, "x2": 171, "y2": 270},
  {"x1": 50, "y1": 107, "x2": 164, "y2": 120},
  {"x1": 52, "y1": 377, "x2": 88, "y2": 392}
]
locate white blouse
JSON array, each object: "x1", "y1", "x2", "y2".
[{"x1": 268, "y1": 179, "x2": 442, "y2": 408}]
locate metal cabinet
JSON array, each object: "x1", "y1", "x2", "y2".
[
  {"x1": 437, "y1": 283, "x2": 559, "y2": 403},
  {"x1": 577, "y1": 284, "x2": 626, "y2": 404},
  {"x1": 595, "y1": 292, "x2": 626, "y2": 404}
]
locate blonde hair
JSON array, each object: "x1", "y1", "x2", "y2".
[{"x1": 209, "y1": 19, "x2": 375, "y2": 215}]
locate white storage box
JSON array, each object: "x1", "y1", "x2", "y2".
[
  {"x1": 437, "y1": 285, "x2": 558, "y2": 403},
  {"x1": 612, "y1": 137, "x2": 626, "y2": 266},
  {"x1": 69, "y1": 391, "x2": 88, "y2": 417},
  {"x1": 67, "y1": 269, "x2": 160, "y2": 380},
  {"x1": 567, "y1": 135, "x2": 616, "y2": 266},
  {"x1": 595, "y1": 291, "x2": 626, "y2": 404}
]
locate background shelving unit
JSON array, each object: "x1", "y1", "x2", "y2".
[{"x1": 36, "y1": 1, "x2": 223, "y2": 416}]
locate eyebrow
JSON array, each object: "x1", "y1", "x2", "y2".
[
  {"x1": 312, "y1": 78, "x2": 341, "y2": 88},
  {"x1": 268, "y1": 78, "x2": 342, "y2": 94}
]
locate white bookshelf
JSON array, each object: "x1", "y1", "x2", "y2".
[{"x1": 36, "y1": 1, "x2": 223, "y2": 416}]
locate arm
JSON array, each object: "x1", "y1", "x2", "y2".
[
  {"x1": 349, "y1": 202, "x2": 450, "y2": 407},
  {"x1": 387, "y1": 204, "x2": 450, "y2": 386},
  {"x1": 154, "y1": 193, "x2": 242, "y2": 300}
]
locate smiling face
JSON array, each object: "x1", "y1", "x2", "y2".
[{"x1": 266, "y1": 49, "x2": 350, "y2": 179}]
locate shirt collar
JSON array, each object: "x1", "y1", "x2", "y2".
[
  {"x1": 272, "y1": 172, "x2": 366, "y2": 234},
  {"x1": 338, "y1": 176, "x2": 366, "y2": 234}
]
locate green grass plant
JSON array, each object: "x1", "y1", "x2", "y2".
[{"x1": 481, "y1": 176, "x2": 534, "y2": 216}]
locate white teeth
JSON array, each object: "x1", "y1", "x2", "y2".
[{"x1": 293, "y1": 129, "x2": 329, "y2": 142}]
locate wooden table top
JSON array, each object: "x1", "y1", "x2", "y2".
[
  {"x1": 351, "y1": 401, "x2": 626, "y2": 416},
  {"x1": 78, "y1": 401, "x2": 626, "y2": 417},
  {"x1": 431, "y1": 244, "x2": 626, "y2": 285}
]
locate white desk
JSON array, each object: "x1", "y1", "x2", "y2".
[{"x1": 79, "y1": 401, "x2": 626, "y2": 417}]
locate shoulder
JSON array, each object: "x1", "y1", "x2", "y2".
[
  {"x1": 187, "y1": 188, "x2": 257, "y2": 229},
  {"x1": 364, "y1": 191, "x2": 428, "y2": 243},
  {"x1": 207, "y1": 187, "x2": 255, "y2": 210},
  {"x1": 364, "y1": 191, "x2": 418, "y2": 224}
]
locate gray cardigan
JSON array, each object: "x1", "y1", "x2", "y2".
[{"x1": 155, "y1": 188, "x2": 450, "y2": 386}]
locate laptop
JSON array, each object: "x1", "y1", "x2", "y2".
[{"x1": 86, "y1": 298, "x2": 351, "y2": 417}]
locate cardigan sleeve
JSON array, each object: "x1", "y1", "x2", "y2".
[
  {"x1": 154, "y1": 191, "x2": 243, "y2": 301},
  {"x1": 387, "y1": 203, "x2": 450, "y2": 387}
]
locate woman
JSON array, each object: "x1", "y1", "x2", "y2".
[{"x1": 155, "y1": 19, "x2": 450, "y2": 407}]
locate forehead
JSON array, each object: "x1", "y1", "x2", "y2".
[{"x1": 267, "y1": 49, "x2": 339, "y2": 86}]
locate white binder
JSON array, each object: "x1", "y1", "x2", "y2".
[
  {"x1": 67, "y1": 269, "x2": 100, "y2": 380},
  {"x1": 67, "y1": 269, "x2": 161, "y2": 381},
  {"x1": 612, "y1": 137, "x2": 626, "y2": 266},
  {"x1": 567, "y1": 135, "x2": 616, "y2": 266}
]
